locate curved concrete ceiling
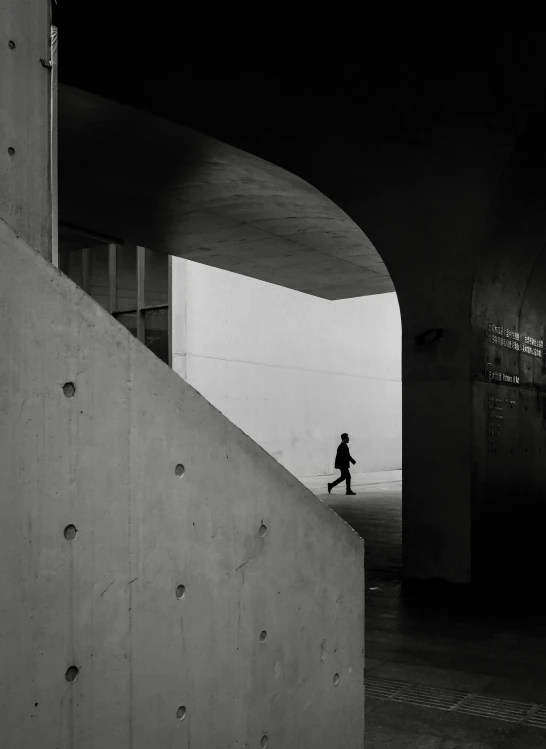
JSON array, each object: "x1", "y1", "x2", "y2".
[{"x1": 58, "y1": 85, "x2": 393, "y2": 300}]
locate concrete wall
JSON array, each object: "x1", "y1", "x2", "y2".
[
  {"x1": 0, "y1": 0, "x2": 51, "y2": 259},
  {"x1": 470, "y1": 114, "x2": 546, "y2": 588},
  {"x1": 172, "y1": 258, "x2": 401, "y2": 478},
  {"x1": 0, "y1": 220, "x2": 364, "y2": 748}
]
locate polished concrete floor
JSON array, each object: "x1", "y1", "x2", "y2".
[{"x1": 301, "y1": 471, "x2": 546, "y2": 748}]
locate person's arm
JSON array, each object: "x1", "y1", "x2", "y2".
[{"x1": 349, "y1": 450, "x2": 356, "y2": 465}]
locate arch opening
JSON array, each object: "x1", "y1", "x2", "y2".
[{"x1": 58, "y1": 84, "x2": 403, "y2": 587}]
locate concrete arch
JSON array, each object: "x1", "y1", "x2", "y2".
[
  {"x1": 59, "y1": 85, "x2": 393, "y2": 301},
  {"x1": 59, "y1": 82, "x2": 403, "y2": 562}
]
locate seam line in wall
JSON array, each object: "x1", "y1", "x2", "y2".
[{"x1": 184, "y1": 353, "x2": 401, "y2": 383}]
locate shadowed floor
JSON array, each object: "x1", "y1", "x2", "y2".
[
  {"x1": 301, "y1": 471, "x2": 402, "y2": 585},
  {"x1": 301, "y1": 471, "x2": 546, "y2": 749}
]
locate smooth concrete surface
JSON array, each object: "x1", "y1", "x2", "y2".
[
  {"x1": 58, "y1": 85, "x2": 391, "y2": 301},
  {"x1": 172, "y1": 258, "x2": 401, "y2": 477},
  {"x1": 0, "y1": 219, "x2": 364, "y2": 748},
  {"x1": 305, "y1": 472, "x2": 546, "y2": 747},
  {"x1": 403, "y1": 381, "x2": 472, "y2": 585},
  {"x1": 0, "y1": 0, "x2": 51, "y2": 259}
]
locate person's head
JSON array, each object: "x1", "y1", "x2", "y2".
[{"x1": 341, "y1": 432, "x2": 349, "y2": 443}]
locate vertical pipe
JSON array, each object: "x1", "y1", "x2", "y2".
[
  {"x1": 50, "y1": 25, "x2": 58, "y2": 266},
  {"x1": 168, "y1": 256, "x2": 173, "y2": 366},
  {"x1": 108, "y1": 244, "x2": 117, "y2": 313},
  {"x1": 82, "y1": 247, "x2": 90, "y2": 292},
  {"x1": 137, "y1": 246, "x2": 146, "y2": 342}
]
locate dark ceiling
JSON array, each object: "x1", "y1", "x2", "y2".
[
  {"x1": 53, "y1": 8, "x2": 546, "y2": 169},
  {"x1": 53, "y1": 6, "x2": 546, "y2": 300}
]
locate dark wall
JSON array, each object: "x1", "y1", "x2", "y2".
[{"x1": 472, "y1": 111, "x2": 546, "y2": 586}]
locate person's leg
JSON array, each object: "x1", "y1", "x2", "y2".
[
  {"x1": 328, "y1": 471, "x2": 345, "y2": 492},
  {"x1": 345, "y1": 468, "x2": 355, "y2": 495}
]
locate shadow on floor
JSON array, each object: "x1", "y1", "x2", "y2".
[{"x1": 300, "y1": 471, "x2": 546, "y2": 749}]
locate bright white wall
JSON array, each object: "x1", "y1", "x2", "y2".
[{"x1": 172, "y1": 258, "x2": 401, "y2": 477}]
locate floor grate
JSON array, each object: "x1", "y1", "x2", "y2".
[
  {"x1": 366, "y1": 677, "x2": 546, "y2": 728},
  {"x1": 525, "y1": 705, "x2": 546, "y2": 729}
]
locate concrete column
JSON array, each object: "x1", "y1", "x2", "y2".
[
  {"x1": 335, "y1": 123, "x2": 516, "y2": 587},
  {"x1": 398, "y1": 270, "x2": 474, "y2": 585},
  {"x1": 0, "y1": 0, "x2": 52, "y2": 258},
  {"x1": 399, "y1": 114, "x2": 546, "y2": 589},
  {"x1": 171, "y1": 257, "x2": 188, "y2": 379},
  {"x1": 402, "y1": 327, "x2": 473, "y2": 585}
]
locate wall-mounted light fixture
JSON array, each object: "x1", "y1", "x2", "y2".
[{"x1": 415, "y1": 328, "x2": 444, "y2": 345}]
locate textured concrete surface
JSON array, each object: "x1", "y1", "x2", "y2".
[
  {"x1": 304, "y1": 471, "x2": 546, "y2": 748},
  {"x1": 0, "y1": 219, "x2": 364, "y2": 748},
  {"x1": 0, "y1": 0, "x2": 51, "y2": 259}
]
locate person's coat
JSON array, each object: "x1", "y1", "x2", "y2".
[{"x1": 335, "y1": 442, "x2": 354, "y2": 470}]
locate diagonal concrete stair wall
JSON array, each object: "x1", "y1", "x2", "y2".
[{"x1": 0, "y1": 220, "x2": 364, "y2": 748}]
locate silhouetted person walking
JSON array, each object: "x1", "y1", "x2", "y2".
[{"x1": 328, "y1": 433, "x2": 356, "y2": 495}]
